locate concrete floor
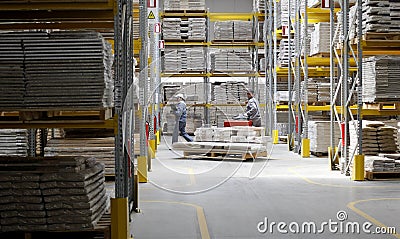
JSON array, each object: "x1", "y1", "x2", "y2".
[{"x1": 132, "y1": 136, "x2": 400, "y2": 239}]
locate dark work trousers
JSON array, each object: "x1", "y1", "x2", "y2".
[{"x1": 179, "y1": 121, "x2": 193, "y2": 142}]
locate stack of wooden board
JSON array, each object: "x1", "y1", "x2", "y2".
[
  {"x1": 0, "y1": 129, "x2": 28, "y2": 157},
  {"x1": 308, "y1": 121, "x2": 340, "y2": 155},
  {"x1": 211, "y1": 82, "x2": 247, "y2": 104},
  {"x1": 0, "y1": 31, "x2": 114, "y2": 111},
  {"x1": 44, "y1": 138, "x2": 115, "y2": 176},
  {"x1": 0, "y1": 157, "x2": 107, "y2": 232},
  {"x1": 211, "y1": 48, "x2": 253, "y2": 72},
  {"x1": 163, "y1": 18, "x2": 206, "y2": 41},
  {"x1": 310, "y1": 22, "x2": 331, "y2": 56},
  {"x1": 278, "y1": 39, "x2": 295, "y2": 67},
  {"x1": 214, "y1": 21, "x2": 253, "y2": 41},
  {"x1": 163, "y1": 47, "x2": 205, "y2": 72},
  {"x1": 362, "y1": 56, "x2": 400, "y2": 102},
  {"x1": 164, "y1": 0, "x2": 205, "y2": 10},
  {"x1": 350, "y1": 121, "x2": 398, "y2": 156}
]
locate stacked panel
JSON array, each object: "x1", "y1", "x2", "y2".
[
  {"x1": 163, "y1": 18, "x2": 206, "y2": 41},
  {"x1": 164, "y1": 0, "x2": 205, "y2": 10},
  {"x1": 0, "y1": 31, "x2": 114, "y2": 111},
  {"x1": 163, "y1": 47, "x2": 205, "y2": 72},
  {"x1": 362, "y1": 56, "x2": 400, "y2": 103},
  {"x1": 44, "y1": 138, "x2": 115, "y2": 176},
  {"x1": 214, "y1": 21, "x2": 253, "y2": 41},
  {"x1": 0, "y1": 157, "x2": 107, "y2": 232},
  {"x1": 211, "y1": 49, "x2": 253, "y2": 72},
  {"x1": 308, "y1": 121, "x2": 340, "y2": 154},
  {"x1": 0, "y1": 129, "x2": 28, "y2": 157},
  {"x1": 350, "y1": 121, "x2": 398, "y2": 156}
]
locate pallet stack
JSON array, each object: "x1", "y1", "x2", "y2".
[
  {"x1": 214, "y1": 21, "x2": 253, "y2": 41},
  {"x1": 0, "y1": 157, "x2": 107, "y2": 232},
  {"x1": 163, "y1": 18, "x2": 206, "y2": 41},
  {"x1": 365, "y1": 156, "x2": 400, "y2": 172},
  {"x1": 0, "y1": 129, "x2": 28, "y2": 157},
  {"x1": 0, "y1": 31, "x2": 114, "y2": 111},
  {"x1": 211, "y1": 49, "x2": 253, "y2": 72},
  {"x1": 164, "y1": 0, "x2": 205, "y2": 10},
  {"x1": 278, "y1": 39, "x2": 295, "y2": 67},
  {"x1": 350, "y1": 121, "x2": 398, "y2": 156},
  {"x1": 212, "y1": 82, "x2": 247, "y2": 104},
  {"x1": 163, "y1": 47, "x2": 205, "y2": 72},
  {"x1": 44, "y1": 138, "x2": 115, "y2": 176},
  {"x1": 362, "y1": 56, "x2": 400, "y2": 103},
  {"x1": 310, "y1": 22, "x2": 331, "y2": 56},
  {"x1": 301, "y1": 78, "x2": 333, "y2": 103},
  {"x1": 308, "y1": 121, "x2": 340, "y2": 155}
]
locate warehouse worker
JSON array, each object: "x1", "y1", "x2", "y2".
[
  {"x1": 245, "y1": 90, "x2": 262, "y2": 127},
  {"x1": 172, "y1": 93, "x2": 193, "y2": 143}
]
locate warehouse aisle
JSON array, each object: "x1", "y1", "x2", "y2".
[{"x1": 132, "y1": 137, "x2": 400, "y2": 239}]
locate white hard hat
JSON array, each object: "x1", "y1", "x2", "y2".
[{"x1": 175, "y1": 93, "x2": 185, "y2": 100}]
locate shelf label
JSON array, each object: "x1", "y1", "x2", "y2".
[
  {"x1": 148, "y1": 0, "x2": 156, "y2": 8},
  {"x1": 321, "y1": 0, "x2": 329, "y2": 8},
  {"x1": 282, "y1": 25, "x2": 289, "y2": 36},
  {"x1": 159, "y1": 40, "x2": 165, "y2": 49},
  {"x1": 154, "y1": 23, "x2": 161, "y2": 33},
  {"x1": 148, "y1": 11, "x2": 155, "y2": 19}
]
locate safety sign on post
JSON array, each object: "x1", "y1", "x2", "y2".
[
  {"x1": 148, "y1": 11, "x2": 155, "y2": 20},
  {"x1": 158, "y1": 40, "x2": 165, "y2": 49},
  {"x1": 154, "y1": 23, "x2": 161, "y2": 33}
]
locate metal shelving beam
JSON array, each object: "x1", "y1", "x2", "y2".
[{"x1": 287, "y1": 0, "x2": 294, "y2": 151}]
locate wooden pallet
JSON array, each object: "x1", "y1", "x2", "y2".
[
  {"x1": 0, "y1": 213, "x2": 111, "y2": 239},
  {"x1": 164, "y1": 9, "x2": 207, "y2": 14},
  {"x1": 363, "y1": 102, "x2": 400, "y2": 111},
  {"x1": 362, "y1": 32, "x2": 400, "y2": 41},
  {"x1": 365, "y1": 171, "x2": 400, "y2": 181},
  {"x1": 183, "y1": 151, "x2": 267, "y2": 161},
  {"x1": 309, "y1": 52, "x2": 330, "y2": 58},
  {"x1": 311, "y1": 151, "x2": 328, "y2": 157},
  {"x1": 0, "y1": 108, "x2": 113, "y2": 121},
  {"x1": 163, "y1": 39, "x2": 206, "y2": 43},
  {"x1": 212, "y1": 39, "x2": 254, "y2": 43}
]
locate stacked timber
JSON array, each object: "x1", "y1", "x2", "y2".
[
  {"x1": 212, "y1": 82, "x2": 247, "y2": 104},
  {"x1": 164, "y1": 0, "x2": 205, "y2": 10},
  {"x1": 211, "y1": 49, "x2": 253, "y2": 72},
  {"x1": 163, "y1": 47, "x2": 206, "y2": 72},
  {"x1": 0, "y1": 157, "x2": 107, "y2": 232},
  {"x1": 0, "y1": 129, "x2": 28, "y2": 157},
  {"x1": 163, "y1": 18, "x2": 206, "y2": 41},
  {"x1": 0, "y1": 31, "x2": 114, "y2": 110},
  {"x1": 362, "y1": 56, "x2": 400, "y2": 102},
  {"x1": 44, "y1": 137, "x2": 115, "y2": 176},
  {"x1": 214, "y1": 21, "x2": 253, "y2": 41},
  {"x1": 308, "y1": 121, "x2": 340, "y2": 155},
  {"x1": 278, "y1": 39, "x2": 295, "y2": 67},
  {"x1": 350, "y1": 121, "x2": 398, "y2": 156}
]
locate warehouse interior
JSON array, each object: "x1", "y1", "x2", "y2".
[{"x1": 0, "y1": 0, "x2": 399, "y2": 239}]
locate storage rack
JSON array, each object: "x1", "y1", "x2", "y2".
[
  {"x1": 161, "y1": 7, "x2": 260, "y2": 127},
  {"x1": 0, "y1": 0, "x2": 136, "y2": 236}
]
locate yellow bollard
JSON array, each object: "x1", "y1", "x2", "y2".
[
  {"x1": 272, "y1": 130, "x2": 279, "y2": 144},
  {"x1": 149, "y1": 139, "x2": 156, "y2": 158},
  {"x1": 352, "y1": 154, "x2": 365, "y2": 181},
  {"x1": 137, "y1": 155, "x2": 148, "y2": 183},
  {"x1": 301, "y1": 138, "x2": 310, "y2": 158},
  {"x1": 111, "y1": 198, "x2": 129, "y2": 239},
  {"x1": 156, "y1": 130, "x2": 161, "y2": 145}
]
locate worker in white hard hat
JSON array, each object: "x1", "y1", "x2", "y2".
[{"x1": 172, "y1": 93, "x2": 193, "y2": 143}]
